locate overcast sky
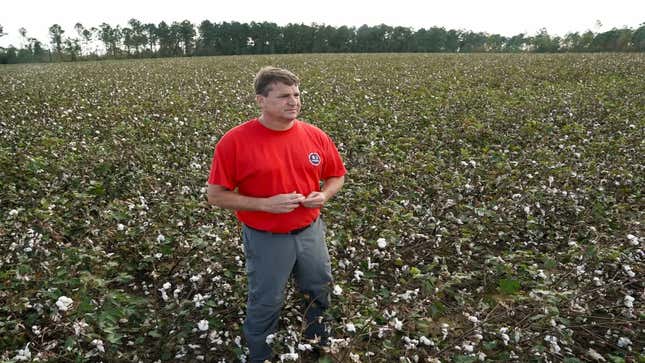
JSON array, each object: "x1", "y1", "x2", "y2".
[{"x1": 1, "y1": 0, "x2": 643, "y2": 47}]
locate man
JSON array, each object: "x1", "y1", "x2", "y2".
[{"x1": 206, "y1": 66, "x2": 346, "y2": 362}]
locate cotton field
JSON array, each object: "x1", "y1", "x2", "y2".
[{"x1": 0, "y1": 53, "x2": 643, "y2": 362}]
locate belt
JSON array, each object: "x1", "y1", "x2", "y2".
[{"x1": 246, "y1": 218, "x2": 316, "y2": 235}]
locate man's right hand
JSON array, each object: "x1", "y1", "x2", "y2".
[{"x1": 261, "y1": 192, "x2": 305, "y2": 213}]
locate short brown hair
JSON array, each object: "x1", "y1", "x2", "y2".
[{"x1": 254, "y1": 67, "x2": 300, "y2": 96}]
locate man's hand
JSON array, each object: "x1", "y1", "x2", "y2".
[
  {"x1": 262, "y1": 192, "x2": 305, "y2": 213},
  {"x1": 301, "y1": 191, "x2": 328, "y2": 209}
]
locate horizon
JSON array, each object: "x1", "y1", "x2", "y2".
[{"x1": 1, "y1": 0, "x2": 643, "y2": 48}]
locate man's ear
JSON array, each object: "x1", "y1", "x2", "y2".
[{"x1": 255, "y1": 94, "x2": 264, "y2": 108}]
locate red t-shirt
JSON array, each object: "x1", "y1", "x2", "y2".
[{"x1": 208, "y1": 118, "x2": 346, "y2": 233}]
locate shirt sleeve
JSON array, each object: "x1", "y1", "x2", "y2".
[
  {"x1": 322, "y1": 134, "x2": 347, "y2": 179},
  {"x1": 207, "y1": 134, "x2": 237, "y2": 190}
]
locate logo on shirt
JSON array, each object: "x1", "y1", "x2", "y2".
[{"x1": 308, "y1": 152, "x2": 321, "y2": 166}]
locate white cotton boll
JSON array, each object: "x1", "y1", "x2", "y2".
[
  {"x1": 349, "y1": 352, "x2": 361, "y2": 362},
  {"x1": 162, "y1": 282, "x2": 171, "y2": 290},
  {"x1": 333, "y1": 284, "x2": 343, "y2": 296},
  {"x1": 617, "y1": 337, "x2": 632, "y2": 348},
  {"x1": 73, "y1": 320, "x2": 89, "y2": 336},
  {"x1": 56, "y1": 296, "x2": 73, "y2": 311},
  {"x1": 378, "y1": 326, "x2": 390, "y2": 338},
  {"x1": 367, "y1": 256, "x2": 378, "y2": 270},
  {"x1": 576, "y1": 265, "x2": 585, "y2": 275},
  {"x1": 9, "y1": 209, "x2": 19, "y2": 216},
  {"x1": 173, "y1": 287, "x2": 182, "y2": 299},
  {"x1": 377, "y1": 238, "x2": 388, "y2": 249},
  {"x1": 190, "y1": 274, "x2": 202, "y2": 283},
  {"x1": 117, "y1": 223, "x2": 125, "y2": 231},
  {"x1": 345, "y1": 322, "x2": 356, "y2": 333},
  {"x1": 353, "y1": 270, "x2": 364, "y2": 282},
  {"x1": 197, "y1": 320, "x2": 209, "y2": 331},
  {"x1": 13, "y1": 343, "x2": 31, "y2": 361},
  {"x1": 419, "y1": 336, "x2": 433, "y2": 346},
  {"x1": 501, "y1": 333, "x2": 510, "y2": 345},
  {"x1": 159, "y1": 289, "x2": 169, "y2": 301},
  {"x1": 622, "y1": 265, "x2": 636, "y2": 278},
  {"x1": 279, "y1": 352, "x2": 299, "y2": 361},
  {"x1": 298, "y1": 343, "x2": 312, "y2": 351},
  {"x1": 92, "y1": 339, "x2": 105, "y2": 353},
  {"x1": 468, "y1": 316, "x2": 479, "y2": 324},
  {"x1": 587, "y1": 348, "x2": 606, "y2": 361},
  {"x1": 500, "y1": 327, "x2": 510, "y2": 345},
  {"x1": 544, "y1": 335, "x2": 561, "y2": 354},
  {"x1": 462, "y1": 342, "x2": 474, "y2": 352},
  {"x1": 193, "y1": 293, "x2": 206, "y2": 307},
  {"x1": 626, "y1": 234, "x2": 639, "y2": 246},
  {"x1": 265, "y1": 334, "x2": 275, "y2": 345},
  {"x1": 392, "y1": 318, "x2": 404, "y2": 331},
  {"x1": 402, "y1": 336, "x2": 418, "y2": 350},
  {"x1": 441, "y1": 323, "x2": 450, "y2": 340},
  {"x1": 624, "y1": 295, "x2": 635, "y2": 308}
]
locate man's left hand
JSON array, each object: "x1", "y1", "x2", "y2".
[{"x1": 301, "y1": 191, "x2": 328, "y2": 208}]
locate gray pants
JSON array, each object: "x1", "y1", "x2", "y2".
[{"x1": 241, "y1": 218, "x2": 332, "y2": 362}]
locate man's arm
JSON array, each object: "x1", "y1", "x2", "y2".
[
  {"x1": 207, "y1": 184, "x2": 306, "y2": 214},
  {"x1": 301, "y1": 175, "x2": 345, "y2": 209}
]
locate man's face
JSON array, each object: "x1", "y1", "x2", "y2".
[{"x1": 257, "y1": 82, "x2": 301, "y2": 123}]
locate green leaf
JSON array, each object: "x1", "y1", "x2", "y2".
[
  {"x1": 87, "y1": 181, "x2": 106, "y2": 196},
  {"x1": 65, "y1": 336, "x2": 76, "y2": 349},
  {"x1": 106, "y1": 331, "x2": 123, "y2": 344},
  {"x1": 498, "y1": 278, "x2": 520, "y2": 294},
  {"x1": 430, "y1": 301, "x2": 445, "y2": 318},
  {"x1": 410, "y1": 266, "x2": 421, "y2": 276},
  {"x1": 483, "y1": 340, "x2": 497, "y2": 350},
  {"x1": 453, "y1": 355, "x2": 477, "y2": 363},
  {"x1": 543, "y1": 257, "x2": 557, "y2": 270}
]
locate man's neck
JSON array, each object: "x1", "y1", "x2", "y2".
[{"x1": 258, "y1": 115, "x2": 296, "y2": 131}]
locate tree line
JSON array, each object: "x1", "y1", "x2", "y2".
[{"x1": 1, "y1": 20, "x2": 644, "y2": 64}]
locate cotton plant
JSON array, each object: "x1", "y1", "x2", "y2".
[{"x1": 55, "y1": 296, "x2": 74, "y2": 312}]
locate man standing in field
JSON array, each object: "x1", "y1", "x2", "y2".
[{"x1": 206, "y1": 67, "x2": 346, "y2": 362}]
